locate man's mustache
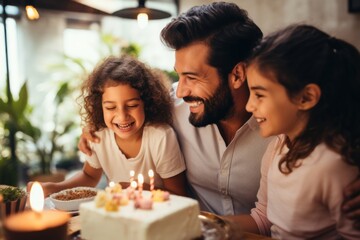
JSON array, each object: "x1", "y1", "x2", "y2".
[{"x1": 183, "y1": 96, "x2": 204, "y2": 103}]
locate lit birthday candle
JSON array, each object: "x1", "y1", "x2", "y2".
[
  {"x1": 138, "y1": 174, "x2": 144, "y2": 197},
  {"x1": 148, "y1": 169, "x2": 154, "y2": 191},
  {"x1": 128, "y1": 181, "x2": 137, "y2": 200},
  {"x1": 131, "y1": 181, "x2": 137, "y2": 190},
  {"x1": 130, "y1": 170, "x2": 135, "y2": 184},
  {"x1": 105, "y1": 181, "x2": 115, "y2": 194}
]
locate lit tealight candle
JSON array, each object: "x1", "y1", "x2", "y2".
[
  {"x1": 148, "y1": 169, "x2": 154, "y2": 191},
  {"x1": 3, "y1": 182, "x2": 70, "y2": 240},
  {"x1": 138, "y1": 174, "x2": 144, "y2": 197}
]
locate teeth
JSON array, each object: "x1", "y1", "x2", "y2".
[
  {"x1": 256, "y1": 118, "x2": 266, "y2": 123},
  {"x1": 115, "y1": 123, "x2": 133, "y2": 129},
  {"x1": 187, "y1": 101, "x2": 202, "y2": 107}
]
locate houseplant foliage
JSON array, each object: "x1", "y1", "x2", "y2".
[
  {"x1": 0, "y1": 81, "x2": 39, "y2": 185},
  {"x1": 0, "y1": 80, "x2": 77, "y2": 183},
  {"x1": 18, "y1": 81, "x2": 78, "y2": 176}
]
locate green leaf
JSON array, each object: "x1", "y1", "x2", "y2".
[
  {"x1": 18, "y1": 119, "x2": 41, "y2": 140},
  {"x1": 0, "y1": 97, "x2": 11, "y2": 114},
  {"x1": 55, "y1": 82, "x2": 70, "y2": 104},
  {"x1": 62, "y1": 121, "x2": 76, "y2": 134},
  {"x1": 13, "y1": 82, "x2": 28, "y2": 116},
  {"x1": 121, "y1": 43, "x2": 141, "y2": 58},
  {"x1": 0, "y1": 186, "x2": 26, "y2": 202}
]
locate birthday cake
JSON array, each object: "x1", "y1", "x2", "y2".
[{"x1": 79, "y1": 184, "x2": 202, "y2": 240}]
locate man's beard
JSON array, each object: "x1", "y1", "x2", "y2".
[{"x1": 184, "y1": 82, "x2": 234, "y2": 127}]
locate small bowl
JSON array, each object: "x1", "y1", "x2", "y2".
[{"x1": 49, "y1": 187, "x2": 97, "y2": 211}]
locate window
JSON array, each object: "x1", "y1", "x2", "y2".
[{"x1": 0, "y1": 17, "x2": 21, "y2": 98}]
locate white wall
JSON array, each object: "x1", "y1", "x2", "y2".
[{"x1": 180, "y1": 0, "x2": 360, "y2": 50}]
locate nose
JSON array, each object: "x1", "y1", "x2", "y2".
[
  {"x1": 245, "y1": 96, "x2": 254, "y2": 113},
  {"x1": 115, "y1": 108, "x2": 129, "y2": 121},
  {"x1": 176, "y1": 77, "x2": 191, "y2": 98}
]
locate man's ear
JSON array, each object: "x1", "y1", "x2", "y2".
[
  {"x1": 297, "y1": 83, "x2": 321, "y2": 110},
  {"x1": 229, "y1": 62, "x2": 246, "y2": 89}
]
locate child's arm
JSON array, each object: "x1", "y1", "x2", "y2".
[
  {"x1": 27, "y1": 161, "x2": 103, "y2": 197},
  {"x1": 226, "y1": 137, "x2": 280, "y2": 236},
  {"x1": 343, "y1": 176, "x2": 360, "y2": 229},
  {"x1": 162, "y1": 171, "x2": 187, "y2": 196},
  {"x1": 223, "y1": 214, "x2": 260, "y2": 234}
]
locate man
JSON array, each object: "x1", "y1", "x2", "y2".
[
  {"x1": 159, "y1": 2, "x2": 271, "y2": 215},
  {"x1": 78, "y1": 2, "x2": 360, "y2": 221}
]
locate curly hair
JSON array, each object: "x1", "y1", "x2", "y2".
[
  {"x1": 249, "y1": 24, "x2": 360, "y2": 173},
  {"x1": 80, "y1": 55, "x2": 173, "y2": 131},
  {"x1": 160, "y1": 1, "x2": 262, "y2": 84}
]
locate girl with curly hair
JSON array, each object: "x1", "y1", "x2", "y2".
[{"x1": 34, "y1": 55, "x2": 187, "y2": 197}]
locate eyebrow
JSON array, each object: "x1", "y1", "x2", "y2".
[
  {"x1": 102, "y1": 98, "x2": 141, "y2": 104},
  {"x1": 249, "y1": 86, "x2": 267, "y2": 91},
  {"x1": 173, "y1": 67, "x2": 199, "y2": 76}
]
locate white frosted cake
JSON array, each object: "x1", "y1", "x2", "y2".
[{"x1": 79, "y1": 187, "x2": 202, "y2": 240}]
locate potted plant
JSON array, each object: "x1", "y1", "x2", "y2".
[{"x1": 0, "y1": 185, "x2": 27, "y2": 220}]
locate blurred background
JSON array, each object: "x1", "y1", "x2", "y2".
[{"x1": 1, "y1": 0, "x2": 359, "y2": 187}]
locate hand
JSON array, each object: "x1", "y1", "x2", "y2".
[
  {"x1": 77, "y1": 126, "x2": 100, "y2": 156},
  {"x1": 27, "y1": 181, "x2": 54, "y2": 198},
  {"x1": 343, "y1": 176, "x2": 360, "y2": 229}
]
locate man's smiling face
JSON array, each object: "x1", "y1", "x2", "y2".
[{"x1": 174, "y1": 42, "x2": 233, "y2": 127}]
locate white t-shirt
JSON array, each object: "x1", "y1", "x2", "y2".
[
  {"x1": 171, "y1": 84, "x2": 273, "y2": 215},
  {"x1": 251, "y1": 136, "x2": 360, "y2": 239},
  {"x1": 85, "y1": 124, "x2": 186, "y2": 189}
]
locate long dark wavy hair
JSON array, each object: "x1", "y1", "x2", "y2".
[
  {"x1": 160, "y1": 1, "x2": 263, "y2": 84},
  {"x1": 80, "y1": 55, "x2": 173, "y2": 131},
  {"x1": 249, "y1": 24, "x2": 360, "y2": 173}
]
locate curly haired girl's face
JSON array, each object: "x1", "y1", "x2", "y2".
[{"x1": 102, "y1": 83, "x2": 145, "y2": 142}]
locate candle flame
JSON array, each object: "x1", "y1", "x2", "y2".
[
  {"x1": 148, "y1": 169, "x2": 154, "y2": 178},
  {"x1": 30, "y1": 181, "x2": 44, "y2": 212},
  {"x1": 138, "y1": 174, "x2": 144, "y2": 184},
  {"x1": 131, "y1": 181, "x2": 137, "y2": 189},
  {"x1": 130, "y1": 170, "x2": 135, "y2": 177},
  {"x1": 109, "y1": 181, "x2": 115, "y2": 187}
]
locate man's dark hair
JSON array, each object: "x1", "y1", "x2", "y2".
[{"x1": 160, "y1": 1, "x2": 263, "y2": 82}]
